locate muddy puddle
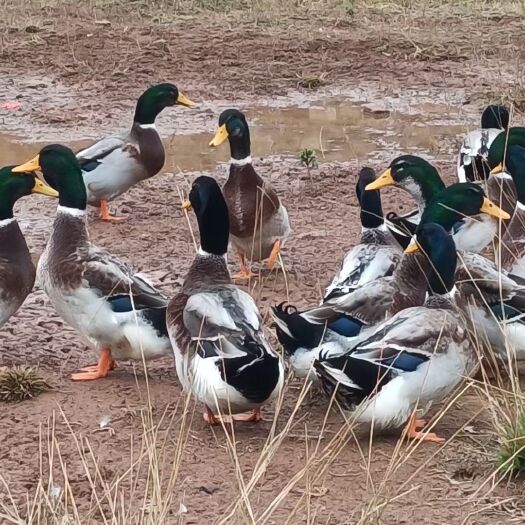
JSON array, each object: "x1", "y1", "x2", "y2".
[{"x1": 0, "y1": 97, "x2": 466, "y2": 173}]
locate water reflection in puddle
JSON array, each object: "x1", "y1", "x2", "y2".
[{"x1": 0, "y1": 98, "x2": 466, "y2": 173}]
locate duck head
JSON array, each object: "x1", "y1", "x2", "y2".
[
  {"x1": 0, "y1": 165, "x2": 57, "y2": 220},
  {"x1": 134, "y1": 83, "x2": 194, "y2": 125},
  {"x1": 12, "y1": 144, "x2": 86, "y2": 211},
  {"x1": 209, "y1": 109, "x2": 251, "y2": 161},
  {"x1": 365, "y1": 155, "x2": 445, "y2": 209}
]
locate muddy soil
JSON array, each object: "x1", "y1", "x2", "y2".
[{"x1": 1, "y1": 3, "x2": 525, "y2": 524}]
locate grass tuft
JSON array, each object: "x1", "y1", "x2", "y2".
[
  {"x1": 0, "y1": 366, "x2": 51, "y2": 402},
  {"x1": 498, "y1": 411, "x2": 525, "y2": 477}
]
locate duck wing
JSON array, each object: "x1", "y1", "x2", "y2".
[
  {"x1": 456, "y1": 251, "x2": 523, "y2": 303},
  {"x1": 76, "y1": 135, "x2": 128, "y2": 172},
  {"x1": 303, "y1": 277, "x2": 395, "y2": 326},
  {"x1": 170, "y1": 285, "x2": 268, "y2": 360},
  {"x1": 324, "y1": 242, "x2": 400, "y2": 301},
  {"x1": 79, "y1": 244, "x2": 167, "y2": 308}
]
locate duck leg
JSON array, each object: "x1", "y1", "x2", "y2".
[
  {"x1": 405, "y1": 414, "x2": 445, "y2": 444},
  {"x1": 78, "y1": 360, "x2": 117, "y2": 373},
  {"x1": 99, "y1": 200, "x2": 127, "y2": 222},
  {"x1": 203, "y1": 407, "x2": 263, "y2": 424},
  {"x1": 266, "y1": 240, "x2": 281, "y2": 271},
  {"x1": 71, "y1": 348, "x2": 116, "y2": 381},
  {"x1": 232, "y1": 254, "x2": 258, "y2": 280}
]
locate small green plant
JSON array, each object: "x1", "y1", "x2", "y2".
[
  {"x1": 299, "y1": 148, "x2": 317, "y2": 169},
  {"x1": 0, "y1": 366, "x2": 50, "y2": 402},
  {"x1": 299, "y1": 147, "x2": 318, "y2": 183},
  {"x1": 497, "y1": 411, "x2": 525, "y2": 476}
]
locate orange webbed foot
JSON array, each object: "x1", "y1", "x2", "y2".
[
  {"x1": 406, "y1": 415, "x2": 445, "y2": 444},
  {"x1": 99, "y1": 200, "x2": 128, "y2": 222},
  {"x1": 71, "y1": 348, "x2": 115, "y2": 381},
  {"x1": 233, "y1": 254, "x2": 259, "y2": 280}
]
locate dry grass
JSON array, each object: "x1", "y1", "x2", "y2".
[
  {"x1": 1, "y1": 211, "x2": 525, "y2": 525},
  {"x1": 1, "y1": 0, "x2": 525, "y2": 523}
]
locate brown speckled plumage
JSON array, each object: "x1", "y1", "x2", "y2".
[
  {"x1": 43, "y1": 212, "x2": 166, "y2": 307},
  {"x1": 223, "y1": 164, "x2": 280, "y2": 238}
]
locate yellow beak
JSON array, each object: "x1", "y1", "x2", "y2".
[
  {"x1": 177, "y1": 92, "x2": 194, "y2": 107},
  {"x1": 32, "y1": 177, "x2": 58, "y2": 197},
  {"x1": 480, "y1": 197, "x2": 511, "y2": 220},
  {"x1": 209, "y1": 124, "x2": 229, "y2": 147},
  {"x1": 365, "y1": 168, "x2": 395, "y2": 191},
  {"x1": 404, "y1": 238, "x2": 419, "y2": 254},
  {"x1": 182, "y1": 199, "x2": 192, "y2": 210},
  {"x1": 490, "y1": 163, "x2": 504, "y2": 175},
  {"x1": 12, "y1": 154, "x2": 41, "y2": 173}
]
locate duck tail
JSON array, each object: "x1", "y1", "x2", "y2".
[
  {"x1": 270, "y1": 302, "x2": 325, "y2": 356},
  {"x1": 313, "y1": 354, "x2": 370, "y2": 409}
]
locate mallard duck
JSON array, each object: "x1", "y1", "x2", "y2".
[
  {"x1": 166, "y1": 175, "x2": 284, "y2": 424},
  {"x1": 76, "y1": 83, "x2": 194, "y2": 221},
  {"x1": 370, "y1": 155, "x2": 509, "y2": 253},
  {"x1": 324, "y1": 167, "x2": 402, "y2": 301},
  {"x1": 417, "y1": 182, "x2": 510, "y2": 251},
  {"x1": 366, "y1": 155, "x2": 445, "y2": 248},
  {"x1": 209, "y1": 109, "x2": 291, "y2": 279},
  {"x1": 457, "y1": 105, "x2": 509, "y2": 183},
  {"x1": 314, "y1": 223, "x2": 477, "y2": 443},
  {"x1": 12, "y1": 145, "x2": 172, "y2": 380},
  {"x1": 458, "y1": 144, "x2": 525, "y2": 361},
  {"x1": 0, "y1": 166, "x2": 57, "y2": 327},
  {"x1": 408, "y1": 180, "x2": 525, "y2": 360},
  {"x1": 272, "y1": 183, "x2": 506, "y2": 378},
  {"x1": 272, "y1": 243, "x2": 428, "y2": 380}
]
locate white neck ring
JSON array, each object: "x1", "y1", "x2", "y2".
[{"x1": 230, "y1": 156, "x2": 252, "y2": 166}]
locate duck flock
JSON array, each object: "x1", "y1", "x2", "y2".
[{"x1": 2, "y1": 84, "x2": 524, "y2": 442}]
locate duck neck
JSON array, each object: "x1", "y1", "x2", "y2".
[
  {"x1": 510, "y1": 167, "x2": 525, "y2": 212},
  {"x1": 419, "y1": 177, "x2": 446, "y2": 209},
  {"x1": 0, "y1": 194, "x2": 17, "y2": 221},
  {"x1": 197, "y1": 206, "x2": 229, "y2": 257},
  {"x1": 134, "y1": 94, "x2": 163, "y2": 125},
  {"x1": 228, "y1": 131, "x2": 251, "y2": 162},
  {"x1": 359, "y1": 189, "x2": 384, "y2": 229},
  {"x1": 487, "y1": 173, "x2": 517, "y2": 217},
  {"x1": 53, "y1": 166, "x2": 87, "y2": 211}
]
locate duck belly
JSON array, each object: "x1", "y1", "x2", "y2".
[
  {"x1": 83, "y1": 150, "x2": 147, "y2": 206},
  {"x1": 353, "y1": 348, "x2": 473, "y2": 430},
  {"x1": 231, "y1": 206, "x2": 291, "y2": 262},
  {"x1": 353, "y1": 376, "x2": 416, "y2": 430},
  {"x1": 44, "y1": 284, "x2": 123, "y2": 349},
  {"x1": 0, "y1": 276, "x2": 34, "y2": 327},
  {"x1": 502, "y1": 323, "x2": 525, "y2": 361},
  {"x1": 113, "y1": 311, "x2": 172, "y2": 361}
]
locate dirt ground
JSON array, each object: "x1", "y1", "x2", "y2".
[{"x1": 1, "y1": 1, "x2": 525, "y2": 524}]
